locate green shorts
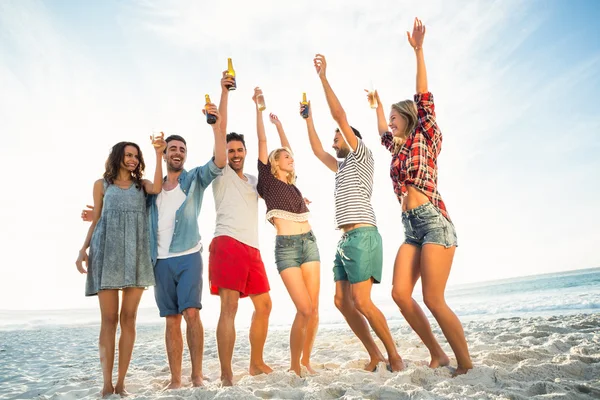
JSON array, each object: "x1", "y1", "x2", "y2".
[{"x1": 333, "y1": 226, "x2": 383, "y2": 284}]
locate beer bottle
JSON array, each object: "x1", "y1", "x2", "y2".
[
  {"x1": 226, "y1": 58, "x2": 236, "y2": 91},
  {"x1": 301, "y1": 92, "x2": 309, "y2": 119},
  {"x1": 205, "y1": 94, "x2": 217, "y2": 125}
]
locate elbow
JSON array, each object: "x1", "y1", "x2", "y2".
[
  {"x1": 214, "y1": 156, "x2": 226, "y2": 169},
  {"x1": 331, "y1": 110, "x2": 346, "y2": 123}
]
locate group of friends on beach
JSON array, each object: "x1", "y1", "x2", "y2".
[{"x1": 75, "y1": 19, "x2": 473, "y2": 397}]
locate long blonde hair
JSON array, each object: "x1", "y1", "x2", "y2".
[
  {"x1": 391, "y1": 100, "x2": 418, "y2": 154},
  {"x1": 268, "y1": 147, "x2": 296, "y2": 185}
]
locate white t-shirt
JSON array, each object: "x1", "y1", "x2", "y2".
[
  {"x1": 212, "y1": 164, "x2": 259, "y2": 249},
  {"x1": 156, "y1": 184, "x2": 203, "y2": 259}
]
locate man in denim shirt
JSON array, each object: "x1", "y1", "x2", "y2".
[{"x1": 147, "y1": 103, "x2": 226, "y2": 388}]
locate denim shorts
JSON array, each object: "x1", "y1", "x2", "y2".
[
  {"x1": 274, "y1": 230, "x2": 320, "y2": 273},
  {"x1": 402, "y1": 202, "x2": 458, "y2": 248},
  {"x1": 154, "y1": 251, "x2": 203, "y2": 317}
]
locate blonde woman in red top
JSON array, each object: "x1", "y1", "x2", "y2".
[{"x1": 371, "y1": 18, "x2": 473, "y2": 376}]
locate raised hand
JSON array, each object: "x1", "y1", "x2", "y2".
[
  {"x1": 76, "y1": 249, "x2": 88, "y2": 274},
  {"x1": 269, "y1": 113, "x2": 282, "y2": 126},
  {"x1": 221, "y1": 70, "x2": 235, "y2": 92},
  {"x1": 299, "y1": 100, "x2": 312, "y2": 119},
  {"x1": 203, "y1": 103, "x2": 221, "y2": 124},
  {"x1": 407, "y1": 17, "x2": 426, "y2": 50},
  {"x1": 364, "y1": 89, "x2": 381, "y2": 109},
  {"x1": 313, "y1": 54, "x2": 327, "y2": 78},
  {"x1": 151, "y1": 131, "x2": 167, "y2": 153},
  {"x1": 252, "y1": 87, "x2": 264, "y2": 106}
]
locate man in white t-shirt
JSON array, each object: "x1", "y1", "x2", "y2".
[{"x1": 207, "y1": 73, "x2": 273, "y2": 386}]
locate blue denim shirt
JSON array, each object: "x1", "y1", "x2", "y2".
[{"x1": 148, "y1": 159, "x2": 223, "y2": 265}]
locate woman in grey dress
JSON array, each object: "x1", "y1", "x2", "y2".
[{"x1": 75, "y1": 135, "x2": 166, "y2": 397}]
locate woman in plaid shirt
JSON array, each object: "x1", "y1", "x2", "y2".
[{"x1": 370, "y1": 17, "x2": 473, "y2": 376}]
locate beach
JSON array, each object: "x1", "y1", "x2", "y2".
[{"x1": 1, "y1": 268, "x2": 599, "y2": 399}]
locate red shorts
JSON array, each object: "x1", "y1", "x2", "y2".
[{"x1": 208, "y1": 236, "x2": 270, "y2": 297}]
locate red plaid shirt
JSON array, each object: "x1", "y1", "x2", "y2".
[{"x1": 381, "y1": 92, "x2": 450, "y2": 221}]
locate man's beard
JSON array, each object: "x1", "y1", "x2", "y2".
[
  {"x1": 336, "y1": 147, "x2": 350, "y2": 159},
  {"x1": 167, "y1": 161, "x2": 183, "y2": 172}
]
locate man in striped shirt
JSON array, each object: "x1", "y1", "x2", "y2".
[{"x1": 301, "y1": 54, "x2": 404, "y2": 372}]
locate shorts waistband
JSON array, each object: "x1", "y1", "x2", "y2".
[
  {"x1": 276, "y1": 230, "x2": 315, "y2": 240},
  {"x1": 402, "y1": 202, "x2": 434, "y2": 217},
  {"x1": 342, "y1": 226, "x2": 378, "y2": 237}
]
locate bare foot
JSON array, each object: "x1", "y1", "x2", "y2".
[
  {"x1": 220, "y1": 377, "x2": 233, "y2": 387},
  {"x1": 163, "y1": 380, "x2": 182, "y2": 390},
  {"x1": 101, "y1": 385, "x2": 114, "y2": 398},
  {"x1": 452, "y1": 365, "x2": 472, "y2": 377},
  {"x1": 364, "y1": 357, "x2": 386, "y2": 372},
  {"x1": 388, "y1": 356, "x2": 405, "y2": 372},
  {"x1": 191, "y1": 376, "x2": 204, "y2": 387},
  {"x1": 288, "y1": 365, "x2": 302, "y2": 377},
  {"x1": 115, "y1": 388, "x2": 130, "y2": 397},
  {"x1": 302, "y1": 362, "x2": 317, "y2": 375},
  {"x1": 429, "y1": 353, "x2": 450, "y2": 369},
  {"x1": 249, "y1": 363, "x2": 273, "y2": 376}
]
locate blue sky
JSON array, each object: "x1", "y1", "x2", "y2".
[{"x1": 1, "y1": 0, "x2": 599, "y2": 324}]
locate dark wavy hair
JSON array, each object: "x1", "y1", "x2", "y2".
[{"x1": 103, "y1": 142, "x2": 145, "y2": 190}]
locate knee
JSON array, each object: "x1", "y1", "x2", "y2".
[
  {"x1": 119, "y1": 309, "x2": 138, "y2": 329},
  {"x1": 101, "y1": 311, "x2": 119, "y2": 328},
  {"x1": 334, "y1": 294, "x2": 345, "y2": 312},
  {"x1": 182, "y1": 308, "x2": 200, "y2": 324},
  {"x1": 297, "y1": 304, "x2": 313, "y2": 321},
  {"x1": 352, "y1": 295, "x2": 372, "y2": 316},
  {"x1": 423, "y1": 293, "x2": 447, "y2": 314},
  {"x1": 255, "y1": 298, "x2": 272, "y2": 317},
  {"x1": 221, "y1": 299, "x2": 239, "y2": 318},
  {"x1": 392, "y1": 287, "x2": 413, "y2": 311}
]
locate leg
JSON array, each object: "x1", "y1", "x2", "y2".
[
  {"x1": 164, "y1": 315, "x2": 183, "y2": 389},
  {"x1": 216, "y1": 288, "x2": 239, "y2": 386},
  {"x1": 334, "y1": 281, "x2": 385, "y2": 371},
  {"x1": 299, "y1": 261, "x2": 320, "y2": 374},
  {"x1": 182, "y1": 308, "x2": 204, "y2": 386},
  {"x1": 391, "y1": 243, "x2": 448, "y2": 368},
  {"x1": 248, "y1": 292, "x2": 273, "y2": 376},
  {"x1": 420, "y1": 244, "x2": 473, "y2": 375},
  {"x1": 114, "y1": 287, "x2": 144, "y2": 395},
  {"x1": 97, "y1": 290, "x2": 119, "y2": 397},
  {"x1": 351, "y1": 279, "x2": 404, "y2": 371},
  {"x1": 279, "y1": 266, "x2": 314, "y2": 376}
]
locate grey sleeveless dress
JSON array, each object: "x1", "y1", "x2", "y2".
[{"x1": 86, "y1": 181, "x2": 155, "y2": 296}]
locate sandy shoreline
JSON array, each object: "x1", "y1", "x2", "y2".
[{"x1": 1, "y1": 313, "x2": 599, "y2": 399}]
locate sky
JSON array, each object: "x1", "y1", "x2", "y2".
[{"x1": 1, "y1": 0, "x2": 599, "y2": 326}]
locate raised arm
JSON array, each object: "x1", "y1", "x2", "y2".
[
  {"x1": 218, "y1": 70, "x2": 235, "y2": 134},
  {"x1": 75, "y1": 179, "x2": 104, "y2": 274},
  {"x1": 269, "y1": 113, "x2": 291, "y2": 150},
  {"x1": 407, "y1": 17, "x2": 428, "y2": 94},
  {"x1": 202, "y1": 102, "x2": 226, "y2": 168},
  {"x1": 143, "y1": 132, "x2": 166, "y2": 194},
  {"x1": 253, "y1": 87, "x2": 268, "y2": 164},
  {"x1": 314, "y1": 54, "x2": 358, "y2": 151},
  {"x1": 365, "y1": 89, "x2": 389, "y2": 137},
  {"x1": 301, "y1": 100, "x2": 338, "y2": 172}
]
